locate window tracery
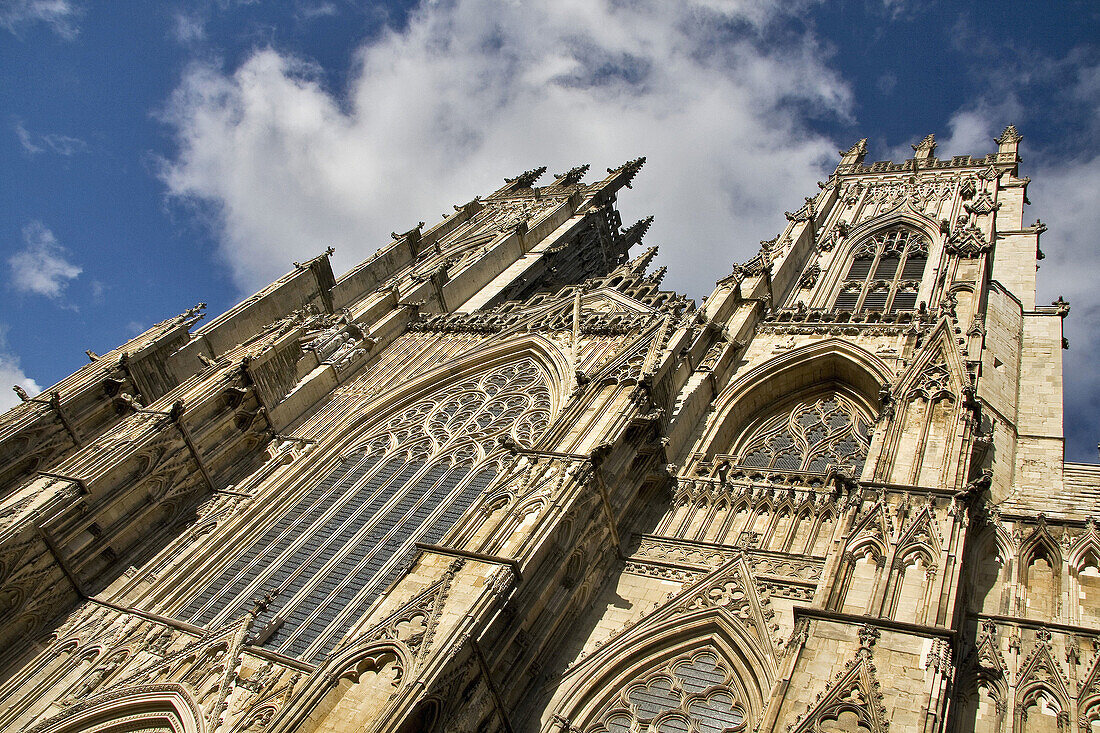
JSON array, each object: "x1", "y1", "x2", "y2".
[
  {"x1": 177, "y1": 359, "x2": 553, "y2": 662},
  {"x1": 833, "y1": 227, "x2": 928, "y2": 313},
  {"x1": 588, "y1": 649, "x2": 747, "y2": 733},
  {"x1": 735, "y1": 394, "x2": 871, "y2": 475}
]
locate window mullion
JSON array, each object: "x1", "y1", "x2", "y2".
[{"x1": 856, "y1": 250, "x2": 881, "y2": 312}]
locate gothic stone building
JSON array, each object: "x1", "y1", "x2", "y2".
[{"x1": 0, "y1": 129, "x2": 1089, "y2": 732}]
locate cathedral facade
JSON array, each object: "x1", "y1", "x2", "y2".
[{"x1": 0, "y1": 128, "x2": 1089, "y2": 732}]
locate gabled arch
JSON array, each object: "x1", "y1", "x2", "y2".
[
  {"x1": 551, "y1": 612, "x2": 774, "y2": 730},
  {"x1": 548, "y1": 558, "x2": 777, "y2": 730},
  {"x1": 1069, "y1": 520, "x2": 1100, "y2": 569},
  {"x1": 843, "y1": 202, "x2": 942, "y2": 252},
  {"x1": 701, "y1": 339, "x2": 890, "y2": 465},
  {"x1": 895, "y1": 506, "x2": 944, "y2": 558},
  {"x1": 1019, "y1": 521, "x2": 1062, "y2": 580}
]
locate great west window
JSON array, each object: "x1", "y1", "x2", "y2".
[
  {"x1": 833, "y1": 226, "x2": 928, "y2": 313},
  {"x1": 177, "y1": 358, "x2": 553, "y2": 662}
]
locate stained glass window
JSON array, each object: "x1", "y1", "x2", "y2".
[
  {"x1": 834, "y1": 227, "x2": 928, "y2": 313},
  {"x1": 178, "y1": 358, "x2": 552, "y2": 662},
  {"x1": 588, "y1": 650, "x2": 747, "y2": 733},
  {"x1": 735, "y1": 394, "x2": 871, "y2": 475}
]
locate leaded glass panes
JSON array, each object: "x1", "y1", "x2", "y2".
[
  {"x1": 589, "y1": 649, "x2": 746, "y2": 733},
  {"x1": 736, "y1": 394, "x2": 871, "y2": 475},
  {"x1": 833, "y1": 226, "x2": 928, "y2": 312},
  {"x1": 178, "y1": 358, "x2": 553, "y2": 662}
]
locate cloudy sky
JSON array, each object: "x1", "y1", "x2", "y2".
[{"x1": 2, "y1": 0, "x2": 1099, "y2": 459}]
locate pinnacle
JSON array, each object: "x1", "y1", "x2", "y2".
[
  {"x1": 620, "y1": 215, "x2": 655, "y2": 245},
  {"x1": 505, "y1": 166, "x2": 548, "y2": 189},
  {"x1": 554, "y1": 164, "x2": 590, "y2": 186},
  {"x1": 607, "y1": 156, "x2": 647, "y2": 188},
  {"x1": 840, "y1": 138, "x2": 868, "y2": 157},
  {"x1": 912, "y1": 133, "x2": 936, "y2": 152},
  {"x1": 996, "y1": 124, "x2": 1022, "y2": 144},
  {"x1": 625, "y1": 245, "x2": 660, "y2": 275}
]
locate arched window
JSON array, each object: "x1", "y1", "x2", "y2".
[
  {"x1": 734, "y1": 393, "x2": 871, "y2": 475},
  {"x1": 1073, "y1": 547, "x2": 1100, "y2": 625},
  {"x1": 833, "y1": 227, "x2": 928, "y2": 312},
  {"x1": 588, "y1": 649, "x2": 748, "y2": 733},
  {"x1": 176, "y1": 359, "x2": 553, "y2": 662}
]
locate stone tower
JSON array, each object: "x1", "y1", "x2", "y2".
[{"x1": 0, "y1": 130, "x2": 1089, "y2": 733}]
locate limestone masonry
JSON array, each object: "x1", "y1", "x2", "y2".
[{"x1": 0, "y1": 129, "x2": 1088, "y2": 731}]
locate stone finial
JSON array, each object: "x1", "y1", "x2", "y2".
[
  {"x1": 839, "y1": 138, "x2": 868, "y2": 166},
  {"x1": 12, "y1": 385, "x2": 29, "y2": 401},
  {"x1": 996, "y1": 124, "x2": 1022, "y2": 160},
  {"x1": 505, "y1": 166, "x2": 547, "y2": 189},
  {"x1": 912, "y1": 133, "x2": 937, "y2": 159},
  {"x1": 554, "y1": 164, "x2": 590, "y2": 186},
  {"x1": 621, "y1": 216, "x2": 655, "y2": 246},
  {"x1": 608, "y1": 156, "x2": 646, "y2": 188},
  {"x1": 624, "y1": 245, "x2": 660, "y2": 275},
  {"x1": 996, "y1": 124, "x2": 1022, "y2": 146}
]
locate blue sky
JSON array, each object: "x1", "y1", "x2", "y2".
[{"x1": 2, "y1": 0, "x2": 1099, "y2": 460}]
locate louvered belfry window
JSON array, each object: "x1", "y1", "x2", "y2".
[
  {"x1": 735, "y1": 394, "x2": 871, "y2": 475},
  {"x1": 178, "y1": 359, "x2": 552, "y2": 662},
  {"x1": 833, "y1": 227, "x2": 928, "y2": 312}
]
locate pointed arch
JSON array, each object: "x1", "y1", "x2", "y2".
[
  {"x1": 285, "y1": 642, "x2": 410, "y2": 733},
  {"x1": 885, "y1": 546, "x2": 935, "y2": 624},
  {"x1": 787, "y1": 505, "x2": 818, "y2": 554},
  {"x1": 701, "y1": 340, "x2": 890, "y2": 474},
  {"x1": 966, "y1": 523, "x2": 1013, "y2": 616},
  {"x1": 1070, "y1": 524, "x2": 1100, "y2": 625},
  {"x1": 551, "y1": 613, "x2": 773, "y2": 731},
  {"x1": 789, "y1": 654, "x2": 889, "y2": 733},
  {"x1": 166, "y1": 337, "x2": 564, "y2": 663},
  {"x1": 834, "y1": 540, "x2": 887, "y2": 615},
  {"x1": 954, "y1": 621, "x2": 1010, "y2": 732},
  {"x1": 1019, "y1": 522, "x2": 1062, "y2": 620},
  {"x1": 548, "y1": 559, "x2": 777, "y2": 731},
  {"x1": 29, "y1": 684, "x2": 203, "y2": 733},
  {"x1": 1016, "y1": 642, "x2": 1072, "y2": 727},
  {"x1": 816, "y1": 204, "x2": 942, "y2": 313}
]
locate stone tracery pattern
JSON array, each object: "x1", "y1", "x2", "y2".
[
  {"x1": 587, "y1": 649, "x2": 747, "y2": 733},
  {"x1": 0, "y1": 132, "x2": 1089, "y2": 733},
  {"x1": 176, "y1": 358, "x2": 552, "y2": 662},
  {"x1": 735, "y1": 394, "x2": 871, "y2": 475},
  {"x1": 833, "y1": 226, "x2": 928, "y2": 313}
]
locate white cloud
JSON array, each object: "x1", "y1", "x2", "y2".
[
  {"x1": 14, "y1": 120, "x2": 88, "y2": 156},
  {"x1": 0, "y1": 326, "x2": 41, "y2": 412},
  {"x1": 1031, "y1": 154, "x2": 1100, "y2": 460},
  {"x1": 8, "y1": 221, "x2": 82, "y2": 299},
  {"x1": 932, "y1": 49, "x2": 1100, "y2": 460},
  {"x1": 15, "y1": 120, "x2": 41, "y2": 153},
  {"x1": 296, "y1": 2, "x2": 336, "y2": 21},
  {"x1": 171, "y1": 10, "x2": 204, "y2": 45},
  {"x1": 0, "y1": 0, "x2": 82, "y2": 40},
  {"x1": 159, "y1": 0, "x2": 852, "y2": 298}
]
